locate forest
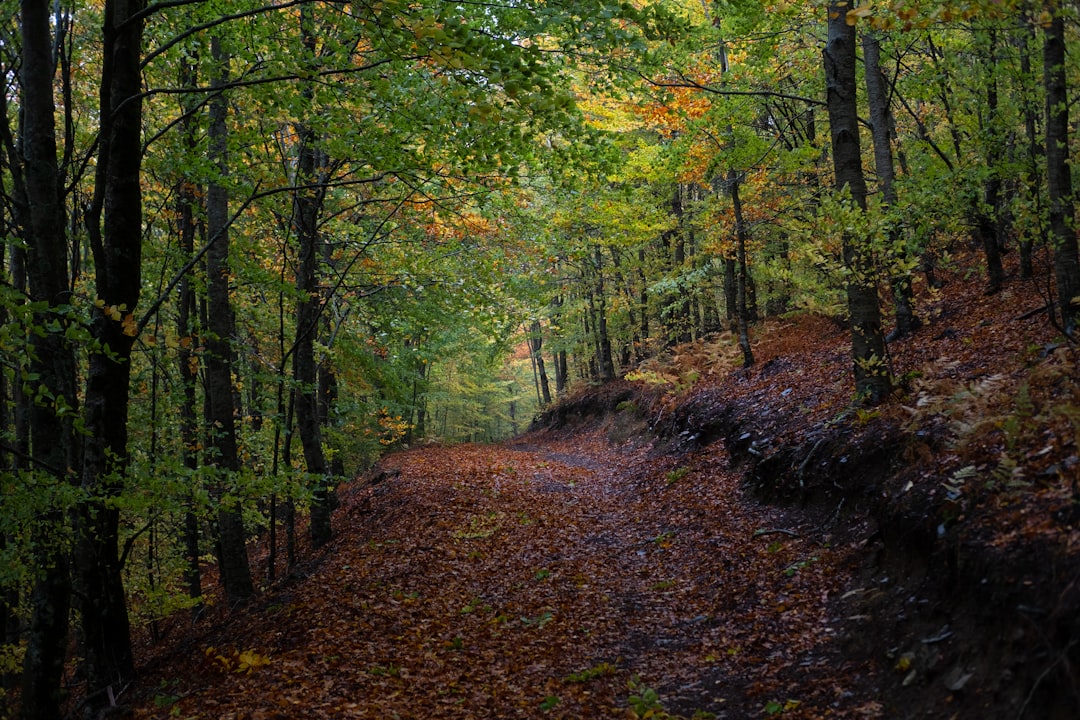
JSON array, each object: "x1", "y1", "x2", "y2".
[{"x1": 1, "y1": 0, "x2": 1079, "y2": 718}]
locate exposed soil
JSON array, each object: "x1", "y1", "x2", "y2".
[{"x1": 124, "y1": 248, "x2": 1080, "y2": 719}]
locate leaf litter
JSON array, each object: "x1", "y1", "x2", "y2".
[
  {"x1": 129, "y1": 248, "x2": 1080, "y2": 719},
  {"x1": 131, "y1": 432, "x2": 868, "y2": 719}
]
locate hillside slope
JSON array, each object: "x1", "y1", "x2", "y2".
[{"x1": 534, "y1": 248, "x2": 1080, "y2": 718}]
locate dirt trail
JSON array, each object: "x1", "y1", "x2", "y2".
[{"x1": 133, "y1": 433, "x2": 872, "y2": 719}]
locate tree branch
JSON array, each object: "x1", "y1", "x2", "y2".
[{"x1": 639, "y1": 70, "x2": 827, "y2": 109}]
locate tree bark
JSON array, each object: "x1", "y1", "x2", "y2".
[
  {"x1": 205, "y1": 34, "x2": 254, "y2": 604},
  {"x1": 825, "y1": 1, "x2": 891, "y2": 402},
  {"x1": 592, "y1": 245, "x2": 616, "y2": 381},
  {"x1": 1043, "y1": 8, "x2": 1080, "y2": 334},
  {"x1": 728, "y1": 169, "x2": 754, "y2": 368},
  {"x1": 975, "y1": 27, "x2": 1006, "y2": 293},
  {"x1": 293, "y1": 4, "x2": 334, "y2": 548},
  {"x1": 1016, "y1": 14, "x2": 1041, "y2": 280},
  {"x1": 863, "y1": 29, "x2": 920, "y2": 339},
  {"x1": 175, "y1": 53, "x2": 203, "y2": 611},
  {"x1": 529, "y1": 320, "x2": 552, "y2": 405},
  {"x1": 17, "y1": 2, "x2": 79, "y2": 716},
  {"x1": 637, "y1": 248, "x2": 649, "y2": 354}
]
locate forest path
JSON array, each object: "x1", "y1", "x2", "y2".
[{"x1": 135, "y1": 432, "x2": 875, "y2": 719}]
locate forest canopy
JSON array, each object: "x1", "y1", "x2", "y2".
[{"x1": 2, "y1": 0, "x2": 1079, "y2": 716}]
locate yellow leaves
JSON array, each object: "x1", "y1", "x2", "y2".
[
  {"x1": 95, "y1": 298, "x2": 125, "y2": 321},
  {"x1": 846, "y1": 4, "x2": 873, "y2": 26},
  {"x1": 94, "y1": 299, "x2": 139, "y2": 337},
  {"x1": 236, "y1": 649, "x2": 273, "y2": 673},
  {"x1": 121, "y1": 313, "x2": 138, "y2": 337},
  {"x1": 204, "y1": 646, "x2": 272, "y2": 674},
  {"x1": 377, "y1": 409, "x2": 411, "y2": 445}
]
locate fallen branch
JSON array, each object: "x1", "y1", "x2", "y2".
[
  {"x1": 752, "y1": 527, "x2": 801, "y2": 539},
  {"x1": 797, "y1": 437, "x2": 827, "y2": 488},
  {"x1": 1016, "y1": 304, "x2": 1049, "y2": 321}
]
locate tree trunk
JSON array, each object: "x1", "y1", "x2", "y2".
[
  {"x1": 74, "y1": 0, "x2": 146, "y2": 698},
  {"x1": 529, "y1": 320, "x2": 552, "y2": 405},
  {"x1": 728, "y1": 170, "x2": 754, "y2": 368},
  {"x1": 176, "y1": 54, "x2": 203, "y2": 610},
  {"x1": 976, "y1": 27, "x2": 1006, "y2": 293},
  {"x1": 608, "y1": 247, "x2": 641, "y2": 366},
  {"x1": 637, "y1": 248, "x2": 649, "y2": 355},
  {"x1": 1017, "y1": 14, "x2": 1041, "y2": 280},
  {"x1": 17, "y1": 2, "x2": 79, "y2": 716},
  {"x1": 412, "y1": 356, "x2": 429, "y2": 439},
  {"x1": 556, "y1": 349, "x2": 568, "y2": 395},
  {"x1": 674, "y1": 186, "x2": 692, "y2": 343},
  {"x1": 723, "y1": 255, "x2": 736, "y2": 323},
  {"x1": 550, "y1": 293, "x2": 567, "y2": 396},
  {"x1": 863, "y1": 29, "x2": 920, "y2": 339},
  {"x1": 205, "y1": 34, "x2": 254, "y2": 604},
  {"x1": 1044, "y1": 9, "x2": 1080, "y2": 334},
  {"x1": 825, "y1": 1, "x2": 890, "y2": 402},
  {"x1": 593, "y1": 245, "x2": 616, "y2": 381},
  {"x1": 293, "y1": 5, "x2": 334, "y2": 549}
]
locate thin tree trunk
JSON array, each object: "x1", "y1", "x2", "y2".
[
  {"x1": 283, "y1": 387, "x2": 298, "y2": 569},
  {"x1": 592, "y1": 246, "x2": 615, "y2": 381},
  {"x1": 637, "y1": 248, "x2": 649, "y2": 355},
  {"x1": 674, "y1": 187, "x2": 692, "y2": 344},
  {"x1": 1044, "y1": 8, "x2": 1080, "y2": 334},
  {"x1": 549, "y1": 292, "x2": 568, "y2": 396},
  {"x1": 728, "y1": 170, "x2": 754, "y2": 367},
  {"x1": 863, "y1": 29, "x2": 920, "y2": 338},
  {"x1": 205, "y1": 34, "x2": 254, "y2": 604},
  {"x1": 976, "y1": 27, "x2": 1006, "y2": 293},
  {"x1": 723, "y1": 255, "x2": 736, "y2": 323},
  {"x1": 608, "y1": 247, "x2": 641, "y2": 365},
  {"x1": 825, "y1": 1, "x2": 890, "y2": 401},
  {"x1": 292, "y1": 5, "x2": 335, "y2": 548},
  {"x1": 0, "y1": 235, "x2": 12, "y2": 713},
  {"x1": 529, "y1": 320, "x2": 552, "y2": 405},
  {"x1": 1017, "y1": 13, "x2": 1042, "y2": 280},
  {"x1": 175, "y1": 51, "x2": 203, "y2": 611}
]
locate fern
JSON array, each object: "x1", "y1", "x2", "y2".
[{"x1": 942, "y1": 465, "x2": 977, "y2": 499}]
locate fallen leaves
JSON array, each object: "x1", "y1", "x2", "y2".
[
  {"x1": 127, "y1": 248, "x2": 1079, "y2": 719},
  {"x1": 130, "y1": 434, "x2": 868, "y2": 719}
]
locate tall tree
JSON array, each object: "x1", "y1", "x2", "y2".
[
  {"x1": 863, "y1": 29, "x2": 920, "y2": 339},
  {"x1": 292, "y1": 4, "x2": 335, "y2": 549},
  {"x1": 528, "y1": 320, "x2": 553, "y2": 405},
  {"x1": 727, "y1": 169, "x2": 754, "y2": 367},
  {"x1": 16, "y1": 1, "x2": 79, "y2": 716},
  {"x1": 74, "y1": 0, "x2": 149, "y2": 699},
  {"x1": 824, "y1": 1, "x2": 890, "y2": 401},
  {"x1": 973, "y1": 25, "x2": 1006, "y2": 294},
  {"x1": 1043, "y1": 4, "x2": 1080, "y2": 335},
  {"x1": 204, "y1": 34, "x2": 254, "y2": 604},
  {"x1": 174, "y1": 52, "x2": 204, "y2": 610}
]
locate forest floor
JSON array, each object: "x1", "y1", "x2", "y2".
[{"x1": 126, "y1": 248, "x2": 1080, "y2": 719}]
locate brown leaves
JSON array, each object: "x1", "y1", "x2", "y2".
[
  {"x1": 127, "y1": 249, "x2": 1079, "y2": 719},
  {"x1": 130, "y1": 434, "x2": 872, "y2": 718}
]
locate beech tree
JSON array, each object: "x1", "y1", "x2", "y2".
[
  {"x1": 825, "y1": 1, "x2": 890, "y2": 401},
  {"x1": 1043, "y1": 3, "x2": 1080, "y2": 334},
  {"x1": 14, "y1": 1, "x2": 79, "y2": 716},
  {"x1": 204, "y1": 33, "x2": 255, "y2": 606}
]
